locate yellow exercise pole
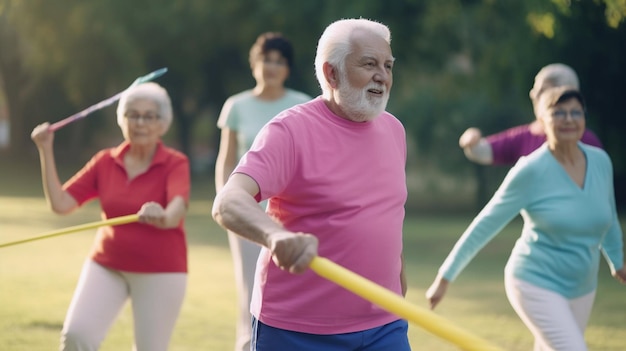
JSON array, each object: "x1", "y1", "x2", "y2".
[
  {"x1": 309, "y1": 256, "x2": 504, "y2": 351},
  {"x1": 0, "y1": 214, "x2": 139, "y2": 248}
]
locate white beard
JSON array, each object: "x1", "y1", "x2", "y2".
[{"x1": 336, "y1": 72, "x2": 389, "y2": 122}]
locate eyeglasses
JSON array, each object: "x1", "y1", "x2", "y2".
[
  {"x1": 550, "y1": 109, "x2": 585, "y2": 121},
  {"x1": 261, "y1": 58, "x2": 288, "y2": 67},
  {"x1": 124, "y1": 112, "x2": 160, "y2": 124}
]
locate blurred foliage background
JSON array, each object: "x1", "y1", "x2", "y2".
[{"x1": 1, "y1": 0, "x2": 625, "y2": 211}]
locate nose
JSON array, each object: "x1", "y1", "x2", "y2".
[{"x1": 373, "y1": 66, "x2": 391, "y2": 85}]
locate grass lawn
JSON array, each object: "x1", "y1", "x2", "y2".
[{"x1": 1, "y1": 156, "x2": 625, "y2": 350}]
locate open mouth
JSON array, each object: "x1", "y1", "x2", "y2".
[{"x1": 367, "y1": 88, "x2": 384, "y2": 95}]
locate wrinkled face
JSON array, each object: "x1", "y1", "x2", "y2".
[
  {"x1": 252, "y1": 50, "x2": 290, "y2": 89},
  {"x1": 120, "y1": 99, "x2": 165, "y2": 146},
  {"x1": 540, "y1": 98, "x2": 585, "y2": 144},
  {"x1": 336, "y1": 31, "x2": 394, "y2": 122}
]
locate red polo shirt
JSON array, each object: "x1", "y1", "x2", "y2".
[{"x1": 64, "y1": 141, "x2": 190, "y2": 273}]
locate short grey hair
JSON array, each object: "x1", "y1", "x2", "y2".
[
  {"x1": 529, "y1": 63, "x2": 579, "y2": 103},
  {"x1": 314, "y1": 18, "x2": 391, "y2": 99},
  {"x1": 116, "y1": 82, "x2": 173, "y2": 130}
]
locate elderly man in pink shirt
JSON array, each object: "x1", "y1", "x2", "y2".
[{"x1": 212, "y1": 18, "x2": 411, "y2": 351}]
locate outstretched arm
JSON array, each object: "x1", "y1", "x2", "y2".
[
  {"x1": 426, "y1": 157, "x2": 532, "y2": 309},
  {"x1": 459, "y1": 127, "x2": 493, "y2": 165},
  {"x1": 212, "y1": 173, "x2": 318, "y2": 274},
  {"x1": 425, "y1": 274, "x2": 449, "y2": 309},
  {"x1": 31, "y1": 123, "x2": 79, "y2": 214},
  {"x1": 138, "y1": 196, "x2": 187, "y2": 229},
  {"x1": 600, "y1": 164, "x2": 625, "y2": 285},
  {"x1": 613, "y1": 264, "x2": 626, "y2": 284}
]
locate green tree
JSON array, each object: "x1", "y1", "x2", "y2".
[{"x1": 1, "y1": 0, "x2": 625, "y2": 207}]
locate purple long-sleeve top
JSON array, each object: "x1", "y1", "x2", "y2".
[{"x1": 487, "y1": 123, "x2": 602, "y2": 165}]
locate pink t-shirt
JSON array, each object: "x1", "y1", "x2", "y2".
[
  {"x1": 234, "y1": 97, "x2": 408, "y2": 334},
  {"x1": 487, "y1": 123, "x2": 603, "y2": 165}
]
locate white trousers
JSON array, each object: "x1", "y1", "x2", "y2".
[
  {"x1": 227, "y1": 231, "x2": 262, "y2": 351},
  {"x1": 60, "y1": 260, "x2": 187, "y2": 351},
  {"x1": 505, "y1": 275, "x2": 595, "y2": 351}
]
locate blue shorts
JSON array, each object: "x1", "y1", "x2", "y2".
[{"x1": 251, "y1": 317, "x2": 411, "y2": 351}]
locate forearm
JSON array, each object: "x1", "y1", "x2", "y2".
[
  {"x1": 214, "y1": 160, "x2": 235, "y2": 193},
  {"x1": 162, "y1": 196, "x2": 187, "y2": 228},
  {"x1": 214, "y1": 129, "x2": 238, "y2": 193},
  {"x1": 463, "y1": 138, "x2": 493, "y2": 165},
  {"x1": 613, "y1": 264, "x2": 626, "y2": 284},
  {"x1": 213, "y1": 173, "x2": 319, "y2": 274},
  {"x1": 212, "y1": 187, "x2": 283, "y2": 248},
  {"x1": 38, "y1": 147, "x2": 77, "y2": 214},
  {"x1": 600, "y1": 215, "x2": 624, "y2": 273},
  {"x1": 425, "y1": 273, "x2": 450, "y2": 309}
]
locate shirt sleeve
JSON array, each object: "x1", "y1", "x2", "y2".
[
  {"x1": 486, "y1": 127, "x2": 526, "y2": 166},
  {"x1": 235, "y1": 118, "x2": 296, "y2": 202},
  {"x1": 63, "y1": 151, "x2": 103, "y2": 205},
  {"x1": 439, "y1": 157, "x2": 532, "y2": 281},
  {"x1": 581, "y1": 129, "x2": 603, "y2": 149},
  {"x1": 599, "y1": 154, "x2": 624, "y2": 272},
  {"x1": 217, "y1": 96, "x2": 239, "y2": 130},
  {"x1": 166, "y1": 154, "x2": 191, "y2": 205}
]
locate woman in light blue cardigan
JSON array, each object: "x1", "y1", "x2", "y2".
[{"x1": 426, "y1": 86, "x2": 626, "y2": 351}]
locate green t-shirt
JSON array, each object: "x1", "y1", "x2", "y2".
[{"x1": 217, "y1": 89, "x2": 312, "y2": 159}]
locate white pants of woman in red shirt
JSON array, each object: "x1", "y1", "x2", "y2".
[{"x1": 60, "y1": 260, "x2": 187, "y2": 351}]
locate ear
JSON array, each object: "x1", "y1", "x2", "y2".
[{"x1": 323, "y1": 62, "x2": 339, "y2": 89}]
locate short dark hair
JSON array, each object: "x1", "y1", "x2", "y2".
[
  {"x1": 249, "y1": 32, "x2": 294, "y2": 69},
  {"x1": 542, "y1": 86, "x2": 586, "y2": 111}
]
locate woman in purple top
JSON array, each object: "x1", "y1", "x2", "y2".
[{"x1": 459, "y1": 63, "x2": 602, "y2": 165}]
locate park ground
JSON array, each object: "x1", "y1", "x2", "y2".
[{"x1": 1, "y1": 156, "x2": 624, "y2": 350}]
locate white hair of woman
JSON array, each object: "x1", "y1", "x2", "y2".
[{"x1": 116, "y1": 82, "x2": 173, "y2": 130}]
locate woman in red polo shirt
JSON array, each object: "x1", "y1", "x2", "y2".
[{"x1": 31, "y1": 82, "x2": 190, "y2": 351}]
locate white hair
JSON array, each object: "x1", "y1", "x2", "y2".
[
  {"x1": 529, "y1": 63, "x2": 579, "y2": 102},
  {"x1": 116, "y1": 82, "x2": 173, "y2": 130},
  {"x1": 314, "y1": 18, "x2": 391, "y2": 99}
]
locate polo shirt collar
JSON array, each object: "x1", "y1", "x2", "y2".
[{"x1": 111, "y1": 141, "x2": 168, "y2": 168}]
